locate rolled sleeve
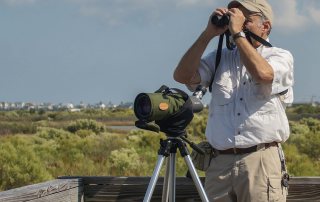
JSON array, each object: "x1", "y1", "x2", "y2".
[{"x1": 267, "y1": 49, "x2": 294, "y2": 95}]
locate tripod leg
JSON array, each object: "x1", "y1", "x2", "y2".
[
  {"x1": 162, "y1": 158, "x2": 170, "y2": 202},
  {"x1": 184, "y1": 155, "x2": 209, "y2": 202},
  {"x1": 144, "y1": 155, "x2": 166, "y2": 202},
  {"x1": 169, "y1": 153, "x2": 176, "y2": 202}
]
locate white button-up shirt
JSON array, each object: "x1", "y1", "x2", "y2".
[{"x1": 195, "y1": 44, "x2": 294, "y2": 150}]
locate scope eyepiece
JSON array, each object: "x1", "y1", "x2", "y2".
[{"x1": 134, "y1": 93, "x2": 152, "y2": 120}]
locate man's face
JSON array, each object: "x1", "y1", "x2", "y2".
[{"x1": 237, "y1": 5, "x2": 269, "y2": 47}]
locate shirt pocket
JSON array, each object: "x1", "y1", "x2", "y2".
[{"x1": 211, "y1": 70, "x2": 236, "y2": 106}]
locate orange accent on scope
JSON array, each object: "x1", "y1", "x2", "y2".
[{"x1": 159, "y1": 103, "x2": 169, "y2": 111}]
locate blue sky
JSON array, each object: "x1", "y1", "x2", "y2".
[{"x1": 1, "y1": 0, "x2": 319, "y2": 104}]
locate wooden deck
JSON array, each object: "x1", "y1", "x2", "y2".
[{"x1": 0, "y1": 177, "x2": 319, "y2": 201}]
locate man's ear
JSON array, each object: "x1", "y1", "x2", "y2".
[{"x1": 263, "y1": 20, "x2": 272, "y2": 35}]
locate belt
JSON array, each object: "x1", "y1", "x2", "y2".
[{"x1": 216, "y1": 142, "x2": 278, "y2": 155}]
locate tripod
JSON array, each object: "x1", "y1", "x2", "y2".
[{"x1": 143, "y1": 136, "x2": 209, "y2": 202}]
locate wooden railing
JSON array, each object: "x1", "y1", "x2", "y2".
[
  {"x1": 0, "y1": 177, "x2": 319, "y2": 201},
  {"x1": 0, "y1": 178, "x2": 83, "y2": 202}
]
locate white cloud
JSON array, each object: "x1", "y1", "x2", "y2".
[
  {"x1": 270, "y1": 0, "x2": 307, "y2": 30},
  {"x1": 4, "y1": 0, "x2": 320, "y2": 30},
  {"x1": 65, "y1": 0, "x2": 217, "y2": 26},
  {"x1": 305, "y1": 1, "x2": 320, "y2": 25},
  {"x1": 269, "y1": 0, "x2": 320, "y2": 32},
  {"x1": 308, "y1": 7, "x2": 320, "y2": 25},
  {"x1": 67, "y1": 0, "x2": 320, "y2": 29}
]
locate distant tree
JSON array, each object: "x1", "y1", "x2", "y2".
[{"x1": 294, "y1": 105, "x2": 320, "y2": 114}]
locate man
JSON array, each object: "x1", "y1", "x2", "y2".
[{"x1": 173, "y1": 0, "x2": 293, "y2": 201}]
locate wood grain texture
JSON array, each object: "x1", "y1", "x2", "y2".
[
  {"x1": 0, "y1": 178, "x2": 83, "y2": 202},
  {"x1": 61, "y1": 176, "x2": 320, "y2": 202},
  {"x1": 1, "y1": 177, "x2": 319, "y2": 202}
]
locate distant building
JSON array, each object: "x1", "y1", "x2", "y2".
[
  {"x1": 69, "y1": 108, "x2": 81, "y2": 112},
  {"x1": 106, "y1": 101, "x2": 117, "y2": 109},
  {"x1": 0, "y1": 100, "x2": 135, "y2": 111},
  {"x1": 78, "y1": 101, "x2": 88, "y2": 109},
  {"x1": 15, "y1": 102, "x2": 25, "y2": 109},
  {"x1": 117, "y1": 102, "x2": 133, "y2": 109},
  {"x1": 95, "y1": 102, "x2": 106, "y2": 109},
  {"x1": 65, "y1": 103, "x2": 74, "y2": 109},
  {"x1": 24, "y1": 103, "x2": 35, "y2": 110}
]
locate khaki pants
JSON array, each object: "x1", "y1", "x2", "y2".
[{"x1": 205, "y1": 146, "x2": 287, "y2": 202}]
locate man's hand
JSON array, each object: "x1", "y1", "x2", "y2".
[
  {"x1": 203, "y1": 8, "x2": 229, "y2": 39},
  {"x1": 174, "y1": 7, "x2": 231, "y2": 85},
  {"x1": 227, "y1": 8, "x2": 246, "y2": 35}
]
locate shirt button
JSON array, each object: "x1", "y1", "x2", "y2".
[
  {"x1": 238, "y1": 131, "x2": 241, "y2": 134},
  {"x1": 243, "y1": 82, "x2": 246, "y2": 85},
  {"x1": 237, "y1": 113, "x2": 241, "y2": 116},
  {"x1": 240, "y1": 98, "x2": 243, "y2": 101}
]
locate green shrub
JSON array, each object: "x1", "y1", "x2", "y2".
[
  {"x1": 108, "y1": 147, "x2": 148, "y2": 176},
  {"x1": 0, "y1": 136, "x2": 52, "y2": 191},
  {"x1": 0, "y1": 122, "x2": 37, "y2": 135},
  {"x1": 283, "y1": 144, "x2": 319, "y2": 176},
  {"x1": 66, "y1": 119, "x2": 105, "y2": 134},
  {"x1": 289, "y1": 121, "x2": 310, "y2": 135}
]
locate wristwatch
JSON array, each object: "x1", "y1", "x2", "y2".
[{"x1": 232, "y1": 31, "x2": 246, "y2": 41}]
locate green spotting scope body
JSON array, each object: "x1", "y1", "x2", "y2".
[
  {"x1": 134, "y1": 85, "x2": 206, "y2": 123},
  {"x1": 133, "y1": 85, "x2": 206, "y2": 135},
  {"x1": 134, "y1": 92, "x2": 186, "y2": 122}
]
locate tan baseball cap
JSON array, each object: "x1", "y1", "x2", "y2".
[{"x1": 228, "y1": 0, "x2": 273, "y2": 25}]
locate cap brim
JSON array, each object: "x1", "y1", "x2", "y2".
[
  {"x1": 228, "y1": 0, "x2": 260, "y2": 13},
  {"x1": 228, "y1": 0, "x2": 241, "y2": 8}
]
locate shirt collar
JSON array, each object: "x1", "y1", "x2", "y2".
[{"x1": 256, "y1": 37, "x2": 270, "y2": 51}]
